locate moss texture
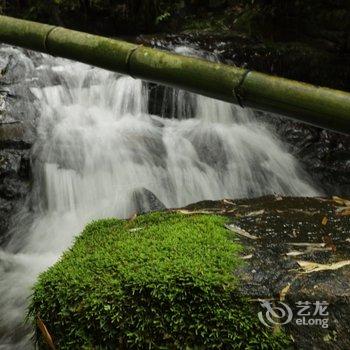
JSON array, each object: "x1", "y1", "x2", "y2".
[{"x1": 28, "y1": 212, "x2": 289, "y2": 349}]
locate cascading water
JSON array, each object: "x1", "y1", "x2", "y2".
[{"x1": 0, "y1": 45, "x2": 319, "y2": 348}]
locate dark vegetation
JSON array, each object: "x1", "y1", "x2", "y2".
[
  {"x1": 28, "y1": 212, "x2": 289, "y2": 349},
  {"x1": 2, "y1": 1, "x2": 350, "y2": 42}
]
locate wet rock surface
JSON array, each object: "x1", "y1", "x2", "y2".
[
  {"x1": 0, "y1": 47, "x2": 34, "y2": 243},
  {"x1": 182, "y1": 196, "x2": 350, "y2": 349},
  {"x1": 265, "y1": 113, "x2": 350, "y2": 197},
  {"x1": 0, "y1": 134, "x2": 31, "y2": 244},
  {"x1": 132, "y1": 187, "x2": 167, "y2": 214}
]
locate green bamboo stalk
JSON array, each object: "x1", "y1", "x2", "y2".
[
  {"x1": 241, "y1": 72, "x2": 350, "y2": 134},
  {"x1": 0, "y1": 15, "x2": 349, "y2": 134}
]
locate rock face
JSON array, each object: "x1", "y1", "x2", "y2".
[
  {"x1": 268, "y1": 114, "x2": 350, "y2": 197},
  {"x1": 0, "y1": 47, "x2": 34, "y2": 243},
  {"x1": 0, "y1": 126, "x2": 31, "y2": 244},
  {"x1": 183, "y1": 195, "x2": 350, "y2": 350},
  {"x1": 131, "y1": 187, "x2": 166, "y2": 214}
]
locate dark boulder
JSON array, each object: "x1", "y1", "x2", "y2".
[
  {"x1": 132, "y1": 187, "x2": 166, "y2": 214},
  {"x1": 182, "y1": 195, "x2": 350, "y2": 349}
]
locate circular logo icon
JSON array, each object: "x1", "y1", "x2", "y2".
[{"x1": 258, "y1": 300, "x2": 293, "y2": 327}]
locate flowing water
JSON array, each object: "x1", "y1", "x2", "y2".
[{"x1": 0, "y1": 46, "x2": 319, "y2": 348}]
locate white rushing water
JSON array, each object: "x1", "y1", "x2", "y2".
[{"x1": 0, "y1": 46, "x2": 319, "y2": 348}]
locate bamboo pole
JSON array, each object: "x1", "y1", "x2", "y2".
[{"x1": 0, "y1": 15, "x2": 349, "y2": 134}]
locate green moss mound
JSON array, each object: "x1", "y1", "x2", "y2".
[{"x1": 28, "y1": 212, "x2": 288, "y2": 349}]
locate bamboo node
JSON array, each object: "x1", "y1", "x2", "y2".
[
  {"x1": 43, "y1": 26, "x2": 61, "y2": 54},
  {"x1": 234, "y1": 69, "x2": 251, "y2": 108},
  {"x1": 125, "y1": 44, "x2": 143, "y2": 78}
]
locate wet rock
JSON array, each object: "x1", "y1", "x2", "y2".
[
  {"x1": 0, "y1": 149, "x2": 20, "y2": 176},
  {"x1": 182, "y1": 196, "x2": 350, "y2": 349},
  {"x1": 0, "y1": 149, "x2": 30, "y2": 178},
  {"x1": 0, "y1": 148, "x2": 31, "y2": 243},
  {"x1": 0, "y1": 121, "x2": 30, "y2": 148},
  {"x1": 0, "y1": 46, "x2": 34, "y2": 244},
  {"x1": 132, "y1": 188, "x2": 166, "y2": 214},
  {"x1": 0, "y1": 47, "x2": 37, "y2": 144},
  {"x1": 0, "y1": 176, "x2": 29, "y2": 201},
  {"x1": 266, "y1": 113, "x2": 350, "y2": 196},
  {"x1": 0, "y1": 197, "x2": 14, "y2": 242}
]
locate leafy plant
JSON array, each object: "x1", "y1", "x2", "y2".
[
  {"x1": 156, "y1": 11, "x2": 171, "y2": 24},
  {"x1": 28, "y1": 212, "x2": 289, "y2": 349}
]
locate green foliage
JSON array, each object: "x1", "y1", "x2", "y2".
[
  {"x1": 28, "y1": 212, "x2": 289, "y2": 349},
  {"x1": 182, "y1": 14, "x2": 230, "y2": 34},
  {"x1": 156, "y1": 11, "x2": 171, "y2": 25}
]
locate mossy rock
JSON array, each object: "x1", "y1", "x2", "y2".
[{"x1": 28, "y1": 212, "x2": 289, "y2": 349}]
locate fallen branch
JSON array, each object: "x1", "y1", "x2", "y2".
[
  {"x1": 225, "y1": 224, "x2": 259, "y2": 240},
  {"x1": 37, "y1": 316, "x2": 56, "y2": 350},
  {"x1": 297, "y1": 260, "x2": 350, "y2": 274}
]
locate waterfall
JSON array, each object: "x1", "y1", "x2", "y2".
[{"x1": 0, "y1": 46, "x2": 319, "y2": 348}]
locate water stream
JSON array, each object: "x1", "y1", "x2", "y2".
[{"x1": 0, "y1": 46, "x2": 319, "y2": 348}]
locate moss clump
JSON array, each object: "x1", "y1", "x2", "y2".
[{"x1": 28, "y1": 212, "x2": 288, "y2": 349}]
